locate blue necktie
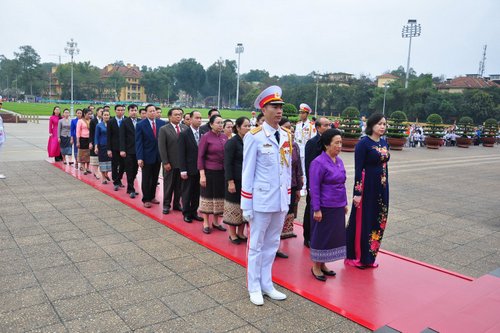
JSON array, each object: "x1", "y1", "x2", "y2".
[{"x1": 274, "y1": 130, "x2": 280, "y2": 144}]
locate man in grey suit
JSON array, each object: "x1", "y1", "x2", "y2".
[{"x1": 158, "y1": 108, "x2": 188, "y2": 214}]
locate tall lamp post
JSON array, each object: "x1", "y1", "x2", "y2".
[
  {"x1": 217, "y1": 57, "x2": 223, "y2": 110},
  {"x1": 382, "y1": 83, "x2": 389, "y2": 115},
  {"x1": 402, "y1": 19, "x2": 421, "y2": 89},
  {"x1": 314, "y1": 72, "x2": 320, "y2": 118},
  {"x1": 65, "y1": 38, "x2": 79, "y2": 117},
  {"x1": 235, "y1": 43, "x2": 244, "y2": 108}
]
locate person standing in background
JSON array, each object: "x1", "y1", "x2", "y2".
[
  {"x1": 70, "y1": 109, "x2": 83, "y2": 168},
  {"x1": 89, "y1": 107, "x2": 103, "y2": 179},
  {"x1": 107, "y1": 104, "x2": 126, "y2": 191},
  {"x1": 294, "y1": 103, "x2": 316, "y2": 195},
  {"x1": 120, "y1": 104, "x2": 139, "y2": 199},
  {"x1": 48, "y1": 106, "x2": 62, "y2": 160},
  {"x1": 58, "y1": 109, "x2": 73, "y2": 165}
]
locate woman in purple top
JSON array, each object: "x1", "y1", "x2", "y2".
[
  {"x1": 198, "y1": 114, "x2": 228, "y2": 234},
  {"x1": 309, "y1": 129, "x2": 348, "y2": 281}
]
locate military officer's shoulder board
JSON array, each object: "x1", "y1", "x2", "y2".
[{"x1": 250, "y1": 126, "x2": 262, "y2": 135}]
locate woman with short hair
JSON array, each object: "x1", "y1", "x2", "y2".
[
  {"x1": 94, "y1": 109, "x2": 112, "y2": 184},
  {"x1": 58, "y1": 109, "x2": 73, "y2": 164},
  {"x1": 76, "y1": 108, "x2": 93, "y2": 174}
]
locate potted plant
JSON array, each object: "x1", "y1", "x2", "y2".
[
  {"x1": 424, "y1": 113, "x2": 445, "y2": 149},
  {"x1": 386, "y1": 110, "x2": 408, "y2": 150},
  {"x1": 481, "y1": 118, "x2": 498, "y2": 147},
  {"x1": 340, "y1": 106, "x2": 361, "y2": 152},
  {"x1": 455, "y1": 116, "x2": 474, "y2": 148}
]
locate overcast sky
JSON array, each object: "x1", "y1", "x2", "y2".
[{"x1": 2, "y1": 0, "x2": 499, "y2": 79}]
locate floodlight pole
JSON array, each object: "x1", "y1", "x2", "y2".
[
  {"x1": 235, "y1": 43, "x2": 244, "y2": 108},
  {"x1": 65, "y1": 38, "x2": 79, "y2": 117},
  {"x1": 217, "y1": 58, "x2": 223, "y2": 110},
  {"x1": 382, "y1": 83, "x2": 389, "y2": 115},
  {"x1": 402, "y1": 19, "x2": 421, "y2": 88},
  {"x1": 314, "y1": 72, "x2": 320, "y2": 118}
]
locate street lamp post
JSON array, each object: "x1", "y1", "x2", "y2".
[
  {"x1": 217, "y1": 58, "x2": 223, "y2": 110},
  {"x1": 382, "y1": 83, "x2": 389, "y2": 115},
  {"x1": 235, "y1": 43, "x2": 244, "y2": 108},
  {"x1": 314, "y1": 72, "x2": 322, "y2": 118},
  {"x1": 65, "y1": 38, "x2": 79, "y2": 117},
  {"x1": 402, "y1": 19, "x2": 421, "y2": 89}
]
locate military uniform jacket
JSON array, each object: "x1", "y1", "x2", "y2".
[
  {"x1": 294, "y1": 120, "x2": 316, "y2": 150},
  {"x1": 241, "y1": 121, "x2": 292, "y2": 213}
]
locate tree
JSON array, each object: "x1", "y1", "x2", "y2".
[
  {"x1": 242, "y1": 69, "x2": 269, "y2": 83},
  {"x1": 14, "y1": 45, "x2": 46, "y2": 96},
  {"x1": 56, "y1": 61, "x2": 101, "y2": 100},
  {"x1": 206, "y1": 59, "x2": 237, "y2": 106},
  {"x1": 465, "y1": 90, "x2": 495, "y2": 123},
  {"x1": 105, "y1": 71, "x2": 127, "y2": 101},
  {"x1": 171, "y1": 58, "x2": 205, "y2": 103}
]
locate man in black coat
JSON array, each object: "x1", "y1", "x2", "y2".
[
  {"x1": 107, "y1": 104, "x2": 126, "y2": 191},
  {"x1": 89, "y1": 107, "x2": 103, "y2": 178},
  {"x1": 178, "y1": 111, "x2": 203, "y2": 223},
  {"x1": 120, "y1": 104, "x2": 139, "y2": 198},
  {"x1": 199, "y1": 108, "x2": 220, "y2": 135},
  {"x1": 303, "y1": 117, "x2": 331, "y2": 247}
]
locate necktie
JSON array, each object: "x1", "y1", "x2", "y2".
[
  {"x1": 118, "y1": 118, "x2": 121, "y2": 127},
  {"x1": 152, "y1": 121, "x2": 156, "y2": 138},
  {"x1": 175, "y1": 124, "x2": 180, "y2": 135},
  {"x1": 133, "y1": 119, "x2": 136, "y2": 128},
  {"x1": 194, "y1": 130, "x2": 199, "y2": 145},
  {"x1": 274, "y1": 130, "x2": 280, "y2": 144}
]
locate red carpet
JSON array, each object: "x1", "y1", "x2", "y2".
[{"x1": 51, "y1": 161, "x2": 500, "y2": 332}]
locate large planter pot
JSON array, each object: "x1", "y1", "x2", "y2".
[
  {"x1": 425, "y1": 137, "x2": 442, "y2": 149},
  {"x1": 341, "y1": 137, "x2": 360, "y2": 152},
  {"x1": 482, "y1": 137, "x2": 496, "y2": 147},
  {"x1": 456, "y1": 137, "x2": 472, "y2": 148},
  {"x1": 387, "y1": 137, "x2": 406, "y2": 150}
]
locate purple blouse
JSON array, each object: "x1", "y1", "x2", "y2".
[
  {"x1": 197, "y1": 130, "x2": 227, "y2": 171},
  {"x1": 309, "y1": 151, "x2": 347, "y2": 211}
]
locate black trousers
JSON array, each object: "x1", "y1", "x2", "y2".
[
  {"x1": 111, "y1": 150, "x2": 125, "y2": 186},
  {"x1": 302, "y1": 191, "x2": 311, "y2": 243},
  {"x1": 181, "y1": 173, "x2": 200, "y2": 218},
  {"x1": 125, "y1": 153, "x2": 138, "y2": 193},
  {"x1": 163, "y1": 167, "x2": 182, "y2": 209},
  {"x1": 141, "y1": 162, "x2": 160, "y2": 203}
]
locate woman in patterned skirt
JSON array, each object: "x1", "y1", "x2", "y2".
[
  {"x1": 198, "y1": 115, "x2": 228, "y2": 234},
  {"x1": 58, "y1": 109, "x2": 73, "y2": 164},
  {"x1": 223, "y1": 117, "x2": 250, "y2": 244},
  {"x1": 76, "y1": 108, "x2": 92, "y2": 174},
  {"x1": 94, "y1": 109, "x2": 112, "y2": 184}
]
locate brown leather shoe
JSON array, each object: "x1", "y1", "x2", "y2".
[
  {"x1": 151, "y1": 199, "x2": 160, "y2": 204},
  {"x1": 143, "y1": 202, "x2": 152, "y2": 208}
]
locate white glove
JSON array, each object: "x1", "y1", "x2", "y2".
[{"x1": 243, "y1": 210, "x2": 253, "y2": 223}]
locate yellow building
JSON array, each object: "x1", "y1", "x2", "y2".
[
  {"x1": 101, "y1": 64, "x2": 147, "y2": 102},
  {"x1": 376, "y1": 74, "x2": 398, "y2": 88}
]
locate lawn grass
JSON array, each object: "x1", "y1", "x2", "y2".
[{"x1": 1, "y1": 102, "x2": 253, "y2": 119}]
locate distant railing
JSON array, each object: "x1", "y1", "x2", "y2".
[{"x1": 19, "y1": 114, "x2": 40, "y2": 124}]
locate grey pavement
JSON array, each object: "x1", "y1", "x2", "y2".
[{"x1": 0, "y1": 120, "x2": 499, "y2": 332}]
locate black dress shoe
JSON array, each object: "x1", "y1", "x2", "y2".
[
  {"x1": 275, "y1": 251, "x2": 288, "y2": 259},
  {"x1": 119, "y1": 184, "x2": 125, "y2": 188},
  {"x1": 130, "y1": 192, "x2": 136, "y2": 199},
  {"x1": 183, "y1": 216, "x2": 193, "y2": 223},
  {"x1": 321, "y1": 268, "x2": 336, "y2": 276},
  {"x1": 192, "y1": 215, "x2": 204, "y2": 221},
  {"x1": 304, "y1": 240, "x2": 310, "y2": 248},
  {"x1": 114, "y1": 185, "x2": 119, "y2": 191},
  {"x1": 311, "y1": 268, "x2": 327, "y2": 281},
  {"x1": 162, "y1": 208, "x2": 170, "y2": 214},
  {"x1": 203, "y1": 227, "x2": 211, "y2": 234}
]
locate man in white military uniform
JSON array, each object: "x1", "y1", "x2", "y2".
[
  {"x1": 241, "y1": 86, "x2": 292, "y2": 306},
  {"x1": 294, "y1": 103, "x2": 316, "y2": 195}
]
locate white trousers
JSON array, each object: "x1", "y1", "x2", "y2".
[{"x1": 247, "y1": 210, "x2": 287, "y2": 293}]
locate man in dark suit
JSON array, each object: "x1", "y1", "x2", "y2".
[
  {"x1": 178, "y1": 111, "x2": 204, "y2": 223},
  {"x1": 120, "y1": 104, "x2": 139, "y2": 198},
  {"x1": 107, "y1": 104, "x2": 126, "y2": 191},
  {"x1": 158, "y1": 108, "x2": 188, "y2": 214},
  {"x1": 135, "y1": 104, "x2": 166, "y2": 208},
  {"x1": 199, "y1": 108, "x2": 220, "y2": 135},
  {"x1": 303, "y1": 117, "x2": 331, "y2": 247}
]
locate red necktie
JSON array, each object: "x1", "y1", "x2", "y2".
[
  {"x1": 152, "y1": 121, "x2": 156, "y2": 138},
  {"x1": 175, "y1": 124, "x2": 180, "y2": 135}
]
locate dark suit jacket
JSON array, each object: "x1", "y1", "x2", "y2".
[
  {"x1": 89, "y1": 118, "x2": 99, "y2": 145},
  {"x1": 107, "y1": 116, "x2": 126, "y2": 152},
  {"x1": 119, "y1": 117, "x2": 137, "y2": 155},
  {"x1": 199, "y1": 123, "x2": 210, "y2": 136},
  {"x1": 304, "y1": 134, "x2": 322, "y2": 188},
  {"x1": 178, "y1": 127, "x2": 200, "y2": 176},
  {"x1": 158, "y1": 122, "x2": 187, "y2": 168},
  {"x1": 135, "y1": 118, "x2": 165, "y2": 164}
]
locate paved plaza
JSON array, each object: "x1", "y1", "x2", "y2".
[{"x1": 0, "y1": 120, "x2": 499, "y2": 332}]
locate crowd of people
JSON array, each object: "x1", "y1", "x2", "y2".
[{"x1": 45, "y1": 86, "x2": 391, "y2": 306}]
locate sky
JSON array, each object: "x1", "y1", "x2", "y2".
[{"x1": 1, "y1": 0, "x2": 499, "y2": 79}]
